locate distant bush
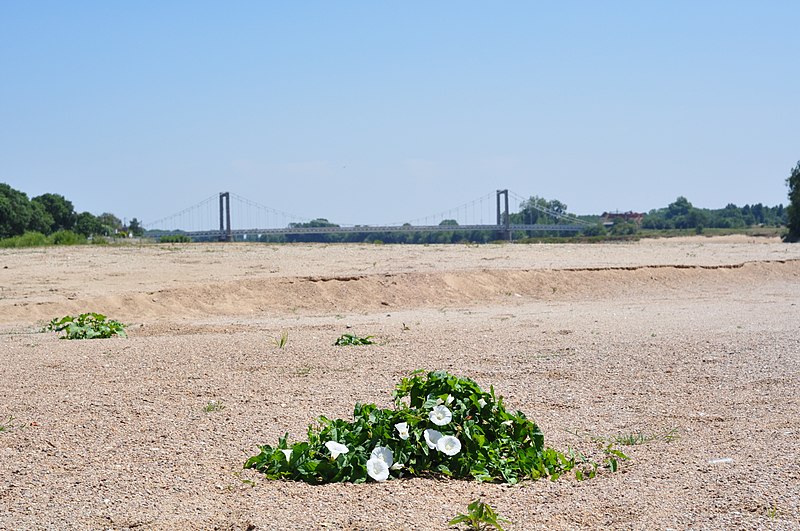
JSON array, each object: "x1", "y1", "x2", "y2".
[
  {"x1": 48, "y1": 230, "x2": 86, "y2": 245},
  {"x1": 0, "y1": 230, "x2": 91, "y2": 247},
  {"x1": 0, "y1": 231, "x2": 49, "y2": 248},
  {"x1": 581, "y1": 224, "x2": 606, "y2": 237},
  {"x1": 159, "y1": 235, "x2": 192, "y2": 243}
]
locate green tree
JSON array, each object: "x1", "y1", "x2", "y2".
[
  {"x1": 0, "y1": 183, "x2": 34, "y2": 238},
  {"x1": 641, "y1": 209, "x2": 672, "y2": 229},
  {"x1": 664, "y1": 196, "x2": 706, "y2": 229},
  {"x1": 32, "y1": 193, "x2": 76, "y2": 233},
  {"x1": 75, "y1": 211, "x2": 104, "y2": 237},
  {"x1": 128, "y1": 217, "x2": 144, "y2": 237},
  {"x1": 717, "y1": 203, "x2": 746, "y2": 228},
  {"x1": 286, "y1": 218, "x2": 339, "y2": 243},
  {"x1": 27, "y1": 200, "x2": 54, "y2": 234},
  {"x1": 610, "y1": 219, "x2": 638, "y2": 236},
  {"x1": 515, "y1": 196, "x2": 568, "y2": 225},
  {"x1": 581, "y1": 223, "x2": 606, "y2": 237},
  {"x1": 289, "y1": 218, "x2": 338, "y2": 228},
  {"x1": 97, "y1": 212, "x2": 123, "y2": 235},
  {"x1": 667, "y1": 196, "x2": 692, "y2": 218},
  {"x1": 786, "y1": 161, "x2": 800, "y2": 242}
]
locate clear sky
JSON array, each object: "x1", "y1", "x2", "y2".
[{"x1": 1, "y1": 1, "x2": 798, "y2": 228}]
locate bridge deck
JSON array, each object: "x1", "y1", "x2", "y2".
[{"x1": 154, "y1": 223, "x2": 585, "y2": 238}]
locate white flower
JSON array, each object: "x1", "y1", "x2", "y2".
[
  {"x1": 424, "y1": 428, "x2": 443, "y2": 449},
  {"x1": 281, "y1": 449, "x2": 292, "y2": 461},
  {"x1": 395, "y1": 422, "x2": 409, "y2": 440},
  {"x1": 371, "y1": 446, "x2": 394, "y2": 468},
  {"x1": 436, "y1": 394, "x2": 455, "y2": 405},
  {"x1": 437, "y1": 435, "x2": 462, "y2": 456},
  {"x1": 390, "y1": 462, "x2": 404, "y2": 470},
  {"x1": 366, "y1": 456, "x2": 390, "y2": 481},
  {"x1": 325, "y1": 441, "x2": 349, "y2": 459},
  {"x1": 478, "y1": 398, "x2": 487, "y2": 408},
  {"x1": 429, "y1": 405, "x2": 452, "y2": 426}
]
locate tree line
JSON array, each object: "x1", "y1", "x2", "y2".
[
  {"x1": 641, "y1": 196, "x2": 786, "y2": 231},
  {"x1": 0, "y1": 183, "x2": 143, "y2": 239}
]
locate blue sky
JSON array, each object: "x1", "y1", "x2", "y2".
[{"x1": 1, "y1": 1, "x2": 798, "y2": 228}]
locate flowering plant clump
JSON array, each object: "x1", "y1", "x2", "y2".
[{"x1": 245, "y1": 370, "x2": 625, "y2": 484}]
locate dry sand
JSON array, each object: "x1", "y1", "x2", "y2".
[{"x1": 1, "y1": 235, "x2": 799, "y2": 529}]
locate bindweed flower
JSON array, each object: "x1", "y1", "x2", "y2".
[
  {"x1": 366, "y1": 456, "x2": 390, "y2": 481},
  {"x1": 390, "y1": 462, "x2": 404, "y2": 471},
  {"x1": 325, "y1": 441, "x2": 349, "y2": 459},
  {"x1": 281, "y1": 449, "x2": 292, "y2": 461},
  {"x1": 478, "y1": 398, "x2": 487, "y2": 408},
  {"x1": 435, "y1": 394, "x2": 454, "y2": 406},
  {"x1": 424, "y1": 428, "x2": 443, "y2": 449},
  {"x1": 395, "y1": 422, "x2": 409, "y2": 440},
  {"x1": 371, "y1": 446, "x2": 394, "y2": 468},
  {"x1": 437, "y1": 435, "x2": 462, "y2": 456},
  {"x1": 429, "y1": 405, "x2": 452, "y2": 426}
]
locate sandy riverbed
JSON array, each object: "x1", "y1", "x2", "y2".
[{"x1": 1, "y1": 236, "x2": 798, "y2": 529}]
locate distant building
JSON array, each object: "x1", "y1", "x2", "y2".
[{"x1": 601, "y1": 211, "x2": 645, "y2": 227}]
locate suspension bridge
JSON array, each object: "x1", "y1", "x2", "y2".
[{"x1": 144, "y1": 189, "x2": 588, "y2": 241}]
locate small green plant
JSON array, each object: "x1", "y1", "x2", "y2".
[
  {"x1": 203, "y1": 400, "x2": 225, "y2": 413},
  {"x1": 46, "y1": 313, "x2": 127, "y2": 339},
  {"x1": 766, "y1": 505, "x2": 779, "y2": 519},
  {"x1": 571, "y1": 426, "x2": 679, "y2": 448},
  {"x1": 594, "y1": 427, "x2": 679, "y2": 446},
  {"x1": 0, "y1": 416, "x2": 16, "y2": 433},
  {"x1": 273, "y1": 330, "x2": 289, "y2": 349},
  {"x1": 334, "y1": 333, "x2": 375, "y2": 346},
  {"x1": 449, "y1": 499, "x2": 510, "y2": 531},
  {"x1": 612, "y1": 432, "x2": 653, "y2": 446},
  {"x1": 565, "y1": 443, "x2": 627, "y2": 481}
]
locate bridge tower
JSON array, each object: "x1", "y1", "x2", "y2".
[
  {"x1": 219, "y1": 192, "x2": 232, "y2": 242},
  {"x1": 496, "y1": 189, "x2": 510, "y2": 240}
]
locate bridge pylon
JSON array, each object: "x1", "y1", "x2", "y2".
[
  {"x1": 496, "y1": 189, "x2": 511, "y2": 240},
  {"x1": 219, "y1": 192, "x2": 232, "y2": 242}
]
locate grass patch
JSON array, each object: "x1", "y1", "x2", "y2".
[
  {"x1": 203, "y1": 400, "x2": 225, "y2": 413},
  {"x1": 569, "y1": 426, "x2": 679, "y2": 446},
  {"x1": 0, "y1": 416, "x2": 16, "y2": 433},
  {"x1": 273, "y1": 330, "x2": 289, "y2": 349}
]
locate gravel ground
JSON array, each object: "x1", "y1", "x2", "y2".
[{"x1": 0, "y1": 236, "x2": 798, "y2": 530}]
